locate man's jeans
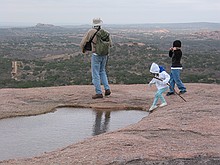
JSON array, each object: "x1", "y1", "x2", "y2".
[
  {"x1": 169, "y1": 69, "x2": 186, "y2": 93},
  {"x1": 91, "y1": 53, "x2": 110, "y2": 94}
]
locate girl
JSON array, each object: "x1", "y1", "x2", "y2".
[{"x1": 148, "y1": 63, "x2": 170, "y2": 112}]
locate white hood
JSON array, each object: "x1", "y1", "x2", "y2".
[{"x1": 150, "y1": 62, "x2": 159, "y2": 74}]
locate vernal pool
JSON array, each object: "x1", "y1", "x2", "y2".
[{"x1": 0, "y1": 108, "x2": 147, "y2": 161}]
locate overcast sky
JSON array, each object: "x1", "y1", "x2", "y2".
[{"x1": 1, "y1": 0, "x2": 220, "y2": 25}]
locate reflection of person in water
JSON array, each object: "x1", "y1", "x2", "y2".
[{"x1": 93, "y1": 111, "x2": 111, "y2": 135}]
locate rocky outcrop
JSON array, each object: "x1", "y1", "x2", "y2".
[
  {"x1": 0, "y1": 83, "x2": 220, "y2": 164},
  {"x1": 35, "y1": 23, "x2": 56, "y2": 28}
]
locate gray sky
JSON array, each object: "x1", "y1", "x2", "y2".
[{"x1": 1, "y1": 0, "x2": 220, "y2": 25}]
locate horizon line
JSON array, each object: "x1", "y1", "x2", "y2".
[{"x1": 1, "y1": 21, "x2": 220, "y2": 27}]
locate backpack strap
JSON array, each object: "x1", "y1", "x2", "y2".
[{"x1": 89, "y1": 27, "x2": 100, "y2": 43}]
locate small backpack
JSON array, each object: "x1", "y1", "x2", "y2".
[
  {"x1": 159, "y1": 66, "x2": 166, "y2": 73},
  {"x1": 96, "y1": 29, "x2": 110, "y2": 55}
]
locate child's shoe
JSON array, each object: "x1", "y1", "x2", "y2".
[
  {"x1": 159, "y1": 102, "x2": 167, "y2": 107},
  {"x1": 149, "y1": 105, "x2": 158, "y2": 112},
  {"x1": 179, "y1": 90, "x2": 187, "y2": 94},
  {"x1": 166, "y1": 92, "x2": 174, "y2": 96}
]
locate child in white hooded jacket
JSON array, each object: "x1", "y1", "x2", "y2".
[{"x1": 148, "y1": 63, "x2": 170, "y2": 112}]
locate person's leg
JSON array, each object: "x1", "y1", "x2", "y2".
[
  {"x1": 99, "y1": 55, "x2": 110, "y2": 91},
  {"x1": 166, "y1": 71, "x2": 175, "y2": 95},
  {"x1": 158, "y1": 87, "x2": 168, "y2": 104},
  {"x1": 152, "y1": 90, "x2": 161, "y2": 106},
  {"x1": 158, "y1": 87, "x2": 168, "y2": 107},
  {"x1": 172, "y1": 69, "x2": 186, "y2": 92},
  {"x1": 99, "y1": 55, "x2": 111, "y2": 96},
  {"x1": 149, "y1": 90, "x2": 160, "y2": 111},
  {"x1": 91, "y1": 54, "x2": 102, "y2": 94}
]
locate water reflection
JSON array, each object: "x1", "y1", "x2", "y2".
[
  {"x1": 93, "y1": 111, "x2": 111, "y2": 135},
  {"x1": 0, "y1": 108, "x2": 147, "y2": 161}
]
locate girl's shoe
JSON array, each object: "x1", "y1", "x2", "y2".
[
  {"x1": 149, "y1": 105, "x2": 158, "y2": 112},
  {"x1": 159, "y1": 102, "x2": 167, "y2": 107}
]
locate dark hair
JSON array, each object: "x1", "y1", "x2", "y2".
[{"x1": 173, "y1": 40, "x2": 181, "y2": 47}]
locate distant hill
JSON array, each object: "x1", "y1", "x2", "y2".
[{"x1": 34, "y1": 23, "x2": 63, "y2": 29}]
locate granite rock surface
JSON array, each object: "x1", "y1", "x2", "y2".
[{"x1": 0, "y1": 84, "x2": 220, "y2": 165}]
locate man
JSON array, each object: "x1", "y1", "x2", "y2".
[{"x1": 80, "y1": 18, "x2": 112, "y2": 99}]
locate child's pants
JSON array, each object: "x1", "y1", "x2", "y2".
[{"x1": 152, "y1": 87, "x2": 168, "y2": 106}]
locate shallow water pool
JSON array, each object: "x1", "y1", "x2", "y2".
[{"x1": 0, "y1": 108, "x2": 147, "y2": 161}]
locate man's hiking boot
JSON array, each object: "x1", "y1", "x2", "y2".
[
  {"x1": 105, "y1": 89, "x2": 111, "y2": 96},
  {"x1": 179, "y1": 90, "x2": 187, "y2": 94},
  {"x1": 92, "y1": 94, "x2": 103, "y2": 99},
  {"x1": 166, "y1": 92, "x2": 174, "y2": 96}
]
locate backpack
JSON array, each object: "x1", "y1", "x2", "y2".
[
  {"x1": 84, "y1": 28, "x2": 100, "y2": 51},
  {"x1": 96, "y1": 29, "x2": 110, "y2": 55},
  {"x1": 159, "y1": 66, "x2": 166, "y2": 73}
]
